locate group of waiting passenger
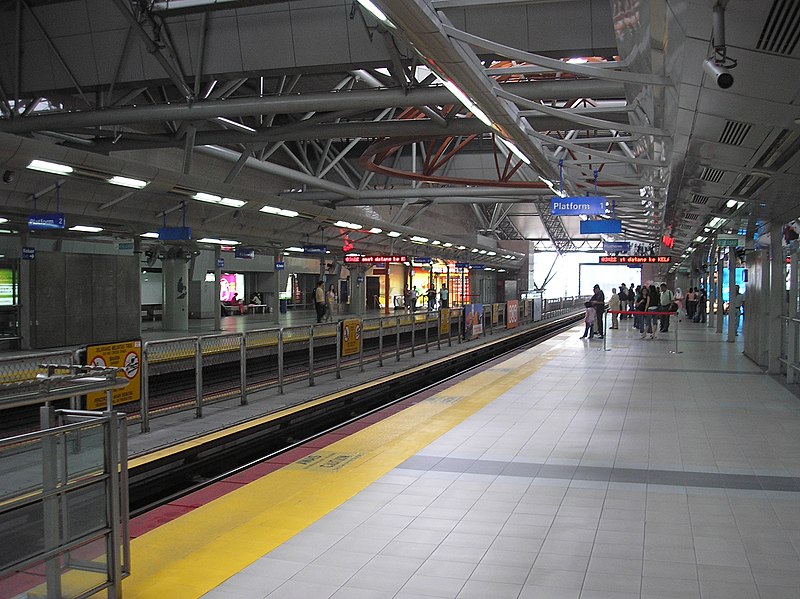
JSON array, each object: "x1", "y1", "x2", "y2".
[
  {"x1": 582, "y1": 282, "x2": 710, "y2": 341},
  {"x1": 403, "y1": 285, "x2": 449, "y2": 312}
]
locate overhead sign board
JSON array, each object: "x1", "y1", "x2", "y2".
[
  {"x1": 580, "y1": 219, "x2": 622, "y2": 234},
  {"x1": 717, "y1": 235, "x2": 744, "y2": 247},
  {"x1": 470, "y1": 264, "x2": 485, "y2": 270},
  {"x1": 216, "y1": 258, "x2": 225, "y2": 268},
  {"x1": 343, "y1": 255, "x2": 407, "y2": 264},
  {"x1": 599, "y1": 256, "x2": 671, "y2": 264},
  {"x1": 551, "y1": 196, "x2": 606, "y2": 216},
  {"x1": 28, "y1": 213, "x2": 65, "y2": 230},
  {"x1": 22, "y1": 247, "x2": 35, "y2": 260},
  {"x1": 86, "y1": 340, "x2": 141, "y2": 410},
  {"x1": 274, "y1": 261, "x2": 285, "y2": 270},
  {"x1": 158, "y1": 226, "x2": 192, "y2": 241},
  {"x1": 455, "y1": 262, "x2": 470, "y2": 269},
  {"x1": 303, "y1": 245, "x2": 327, "y2": 255},
  {"x1": 235, "y1": 247, "x2": 255, "y2": 260},
  {"x1": 412, "y1": 257, "x2": 431, "y2": 264},
  {"x1": 603, "y1": 241, "x2": 630, "y2": 253}
]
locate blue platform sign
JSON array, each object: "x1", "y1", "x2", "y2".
[
  {"x1": 22, "y1": 247, "x2": 35, "y2": 260},
  {"x1": 158, "y1": 227, "x2": 192, "y2": 240},
  {"x1": 603, "y1": 241, "x2": 630, "y2": 253},
  {"x1": 303, "y1": 245, "x2": 327, "y2": 255},
  {"x1": 216, "y1": 258, "x2": 225, "y2": 268},
  {"x1": 28, "y1": 213, "x2": 65, "y2": 230},
  {"x1": 580, "y1": 219, "x2": 622, "y2": 234},
  {"x1": 413, "y1": 257, "x2": 431, "y2": 264},
  {"x1": 455, "y1": 262, "x2": 470, "y2": 269},
  {"x1": 275, "y1": 261, "x2": 285, "y2": 270},
  {"x1": 470, "y1": 264, "x2": 485, "y2": 270},
  {"x1": 235, "y1": 247, "x2": 255, "y2": 260},
  {"x1": 551, "y1": 196, "x2": 606, "y2": 216}
]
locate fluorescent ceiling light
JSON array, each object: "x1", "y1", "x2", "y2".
[
  {"x1": 387, "y1": 231, "x2": 401, "y2": 238},
  {"x1": 0, "y1": 230, "x2": 12, "y2": 234},
  {"x1": 334, "y1": 220, "x2": 362, "y2": 229},
  {"x1": 708, "y1": 217, "x2": 726, "y2": 229},
  {"x1": 285, "y1": 246, "x2": 303, "y2": 252},
  {"x1": 260, "y1": 205, "x2": 299, "y2": 218},
  {"x1": 193, "y1": 192, "x2": 221, "y2": 203},
  {"x1": 440, "y1": 79, "x2": 495, "y2": 129},
  {"x1": 487, "y1": 251, "x2": 497, "y2": 256},
  {"x1": 443, "y1": 242, "x2": 453, "y2": 248},
  {"x1": 566, "y1": 57, "x2": 588, "y2": 64},
  {"x1": 726, "y1": 199, "x2": 744, "y2": 209},
  {"x1": 198, "y1": 237, "x2": 240, "y2": 245},
  {"x1": 215, "y1": 116, "x2": 256, "y2": 133},
  {"x1": 694, "y1": 236, "x2": 707, "y2": 243},
  {"x1": 368, "y1": 227, "x2": 383, "y2": 234},
  {"x1": 471, "y1": 248, "x2": 479, "y2": 253},
  {"x1": 69, "y1": 225, "x2": 103, "y2": 233},
  {"x1": 27, "y1": 159, "x2": 73, "y2": 175},
  {"x1": 457, "y1": 245, "x2": 466, "y2": 250},
  {"x1": 431, "y1": 240, "x2": 441, "y2": 245},
  {"x1": 108, "y1": 175, "x2": 148, "y2": 189},
  {"x1": 410, "y1": 235, "x2": 429, "y2": 243},
  {"x1": 220, "y1": 197, "x2": 246, "y2": 208},
  {"x1": 479, "y1": 249, "x2": 488, "y2": 254},
  {"x1": 0, "y1": 218, "x2": 7, "y2": 224},
  {"x1": 497, "y1": 269, "x2": 506, "y2": 273},
  {"x1": 497, "y1": 138, "x2": 531, "y2": 165},
  {"x1": 140, "y1": 232, "x2": 159, "y2": 238},
  {"x1": 502, "y1": 254, "x2": 512, "y2": 259},
  {"x1": 357, "y1": 0, "x2": 391, "y2": 23}
]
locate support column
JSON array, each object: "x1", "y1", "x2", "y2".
[
  {"x1": 213, "y1": 246, "x2": 221, "y2": 331},
  {"x1": 768, "y1": 221, "x2": 784, "y2": 373},
  {"x1": 727, "y1": 247, "x2": 737, "y2": 342},
  {"x1": 788, "y1": 252, "x2": 798, "y2": 383},
  {"x1": 162, "y1": 256, "x2": 189, "y2": 330},
  {"x1": 273, "y1": 251, "x2": 281, "y2": 324},
  {"x1": 352, "y1": 267, "x2": 366, "y2": 315},
  {"x1": 715, "y1": 246, "x2": 724, "y2": 334}
]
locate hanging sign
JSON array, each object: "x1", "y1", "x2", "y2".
[
  {"x1": 158, "y1": 227, "x2": 192, "y2": 240},
  {"x1": 603, "y1": 241, "x2": 630, "y2": 253},
  {"x1": 580, "y1": 219, "x2": 622, "y2": 234},
  {"x1": 599, "y1": 256, "x2": 671, "y2": 264},
  {"x1": 717, "y1": 235, "x2": 744, "y2": 247},
  {"x1": 28, "y1": 213, "x2": 65, "y2": 230},
  {"x1": 551, "y1": 196, "x2": 607, "y2": 216},
  {"x1": 85, "y1": 340, "x2": 141, "y2": 410},
  {"x1": 341, "y1": 319, "x2": 362, "y2": 357},
  {"x1": 303, "y1": 245, "x2": 327, "y2": 255},
  {"x1": 22, "y1": 247, "x2": 36, "y2": 260},
  {"x1": 344, "y1": 255, "x2": 407, "y2": 264},
  {"x1": 216, "y1": 258, "x2": 225, "y2": 268},
  {"x1": 235, "y1": 247, "x2": 255, "y2": 260},
  {"x1": 470, "y1": 264, "x2": 485, "y2": 270},
  {"x1": 412, "y1": 257, "x2": 432, "y2": 264},
  {"x1": 275, "y1": 261, "x2": 285, "y2": 270},
  {"x1": 455, "y1": 262, "x2": 470, "y2": 269}
]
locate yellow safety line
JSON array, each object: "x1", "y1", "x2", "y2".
[
  {"x1": 129, "y1": 322, "x2": 552, "y2": 469},
  {"x1": 121, "y1": 341, "x2": 565, "y2": 599}
]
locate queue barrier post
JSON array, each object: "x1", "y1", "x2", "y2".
[
  {"x1": 602, "y1": 312, "x2": 609, "y2": 352},
  {"x1": 670, "y1": 311, "x2": 682, "y2": 354}
]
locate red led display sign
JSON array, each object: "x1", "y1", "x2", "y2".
[
  {"x1": 599, "y1": 256, "x2": 671, "y2": 264},
  {"x1": 344, "y1": 255, "x2": 407, "y2": 264}
]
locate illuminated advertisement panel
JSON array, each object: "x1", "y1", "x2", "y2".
[{"x1": 219, "y1": 273, "x2": 245, "y2": 302}]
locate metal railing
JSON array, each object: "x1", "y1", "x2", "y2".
[
  {"x1": 778, "y1": 315, "x2": 800, "y2": 383},
  {"x1": 0, "y1": 373, "x2": 130, "y2": 599}
]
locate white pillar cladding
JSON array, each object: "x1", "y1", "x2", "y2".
[
  {"x1": 213, "y1": 246, "x2": 221, "y2": 332},
  {"x1": 768, "y1": 221, "x2": 785, "y2": 373},
  {"x1": 788, "y1": 252, "x2": 799, "y2": 383},
  {"x1": 351, "y1": 267, "x2": 367, "y2": 315},
  {"x1": 273, "y1": 251, "x2": 281, "y2": 324},
  {"x1": 727, "y1": 247, "x2": 737, "y2": 343},
  {"x1": 162, "y1": 256, "x2": 189, "y2": 330}
]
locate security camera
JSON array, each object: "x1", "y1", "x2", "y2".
[
  {"x1": 2, "y1": 170, "x2": 15, "y2": 184},
  {"x1": 703, "y1": 58, "x2": 733, "y2": 89}
]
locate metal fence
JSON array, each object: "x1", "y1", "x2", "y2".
[{"x1": 0, "y1": 394, "x2": 129, "y2": 599}]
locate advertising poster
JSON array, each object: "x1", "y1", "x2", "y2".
[
  {"x1": 86, "y1": 340, "x2": 141, "y2": 410},
  {"x1": 439, "y1": 308, "x2": 451, "y2": 335},
  {"x1": 219, "y1": 273, "x2": 244, "y2": 302},
  {"x1": 341, "y1": 319, "x2": 362, "y2": 357},
  {"x1": 0, "y1": 269, "x2": 15, "y2": 305},
  {"x1": 506, "y1": 300, "x2": 519, "y2": 329},
  {"x1": 464, "y1": 303, "x2": 484, "y2": 339},
  {"x1": 491, "y1": 303, "x2": 499, "y2": 325}
]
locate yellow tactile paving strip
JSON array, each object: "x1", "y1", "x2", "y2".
[{"x1": 122, "y1": 342, "x2": 565, "y2": 599}]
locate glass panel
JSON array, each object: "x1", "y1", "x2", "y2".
[
  {"x1": 64, "y1": 422, "x2": 106, "y2": 483},
  {"x1": 0, "y1": 437, "x2": 45, "y2": 500},
  {"x1": 65, "y1": 483, "x2": 107, "y2": 543},
  {"x1": 61, "y1": 536, "x2": 109, "y2": 599},
  {"x1": 0, "y1": 500, "x2": 45, "y2": 571}
]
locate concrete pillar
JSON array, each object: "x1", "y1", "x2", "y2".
[
  {"x1": 272, "y1": 251, "x2": 281, "y2": 324},
  {"x1": 768, "y1": 221, "x2": 784, "y2": 373},
  {"x1": 213, "y1": 246, "x2": 221, "y2": 331},
  {"x1": 788, "y1": 252, "x2": 798, "y2": 383},
  {"x1": 352, "y1": 267, "x2": 366, "y2": 315},
  {"x1": 162, "y1": 257, "x2": 189, "y2": 330},
  {"x1": 727, "y1": 248, "x2": 737, "y2": 343},
  {"x1": 715, "y1": 246, "x2": 724, "y2": 333}
]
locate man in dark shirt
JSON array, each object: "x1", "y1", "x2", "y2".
[{"x1": 591, "y1": 284, "x2": 606, "y2": 338}]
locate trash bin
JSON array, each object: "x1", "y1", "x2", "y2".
[{"x1": 279, "y1": 299, "x2": 288, "y2": 313}]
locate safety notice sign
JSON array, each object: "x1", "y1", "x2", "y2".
[
  {"x1": 341, "y1": 319, "x2": 362, "y2": 357},
  {"x1": 506, "y1": 300, "x2": 519, "y2": 329},
  {"x1": 86, "y1": 340, "x2": 141, "y2": 410},
  {"x1": 439, "y1": 308, "x2": 451, "y2": 335}
]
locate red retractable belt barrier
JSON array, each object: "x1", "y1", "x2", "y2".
[{"x1": 607, "y1": 310, "x2": 676, "y2": 316}]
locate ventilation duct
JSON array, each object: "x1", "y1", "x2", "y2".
[
  {"x1": 718, "y1": 121, "x2": 752, "y2": 146},
  {"x1": 691, "y1": 194, "x2": 710, "y2": 205},
  {"x1": 757, "y1": 0, "x2": 800, "y2": 55},
  {"x1": 700, "y1": 167, "x2": 725, "y2": 183}
]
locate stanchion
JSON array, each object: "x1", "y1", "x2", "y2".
[
  {"x1": 669, "y1": 313, "x2": 682, "y2": 354},
  {"x1": 601, "y1": 312, "x2": 610, "y2": 352}
]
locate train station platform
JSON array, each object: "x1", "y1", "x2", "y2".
[{"x1": 119, "y1": 317, "x2": 800, "y2": 599}]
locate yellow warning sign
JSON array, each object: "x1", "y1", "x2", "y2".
[
  {"x1": 491, "y1": 303, "x2": 499, "y2": 325},
  {"x1": 86, "y1": 340, "x2": 141, "y2": 410},
  {"x1": 439, "y1": 308, "x2": 451, "y2": 335},
  {"x1": 341, "y1": 319, "x2": 362, "y2": 357}
]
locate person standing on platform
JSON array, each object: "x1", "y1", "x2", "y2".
[
  {"x1": 580, "y1": 301, "x2": 596, "y2": 339},
  {"x1": 314, "y1": 280, "x2": 326, "y2": 323},
  {"x1": 590, "y1": 284, "x2": 606, "y2": 338},
  {"x1": 674, "y1": 287, "x2": 684, "y2": 321},
  {"x1": 440, "y1": 284, "x2": 449, "y2": 309},
  {"x1": 427, "y1": 286, "x2": 437, "y2": 311},
  {"x1": 643, "y1": 285, "x2": 658, "y2": 339},
  {"x1": 685, "y1": 287, "x2": 697, "y2": 320},
  {"x1": 629, "y1": 283, "x2": 637, "y2": 314},
  {"x1": 619, "y1": 284, "x2": 628, "y2": 319},
  {"x1": 609, "y1": 287, "x2": 620, "y2": 329},
  {"x1": 659, "y1": 283, "x2": 674, "y2": 333},
  {"x1": 324, "y1": 284, "x2": 336, "y2": 321},
  {"x1": 695, "y1": 287, "x2": 707, "y2": 323},
  {"x1": 411, "y1": 287, "x2": 419, "y2": 312},
  {"x1": 731, "y1": 285, "x2": 744, "y2": 334}
]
